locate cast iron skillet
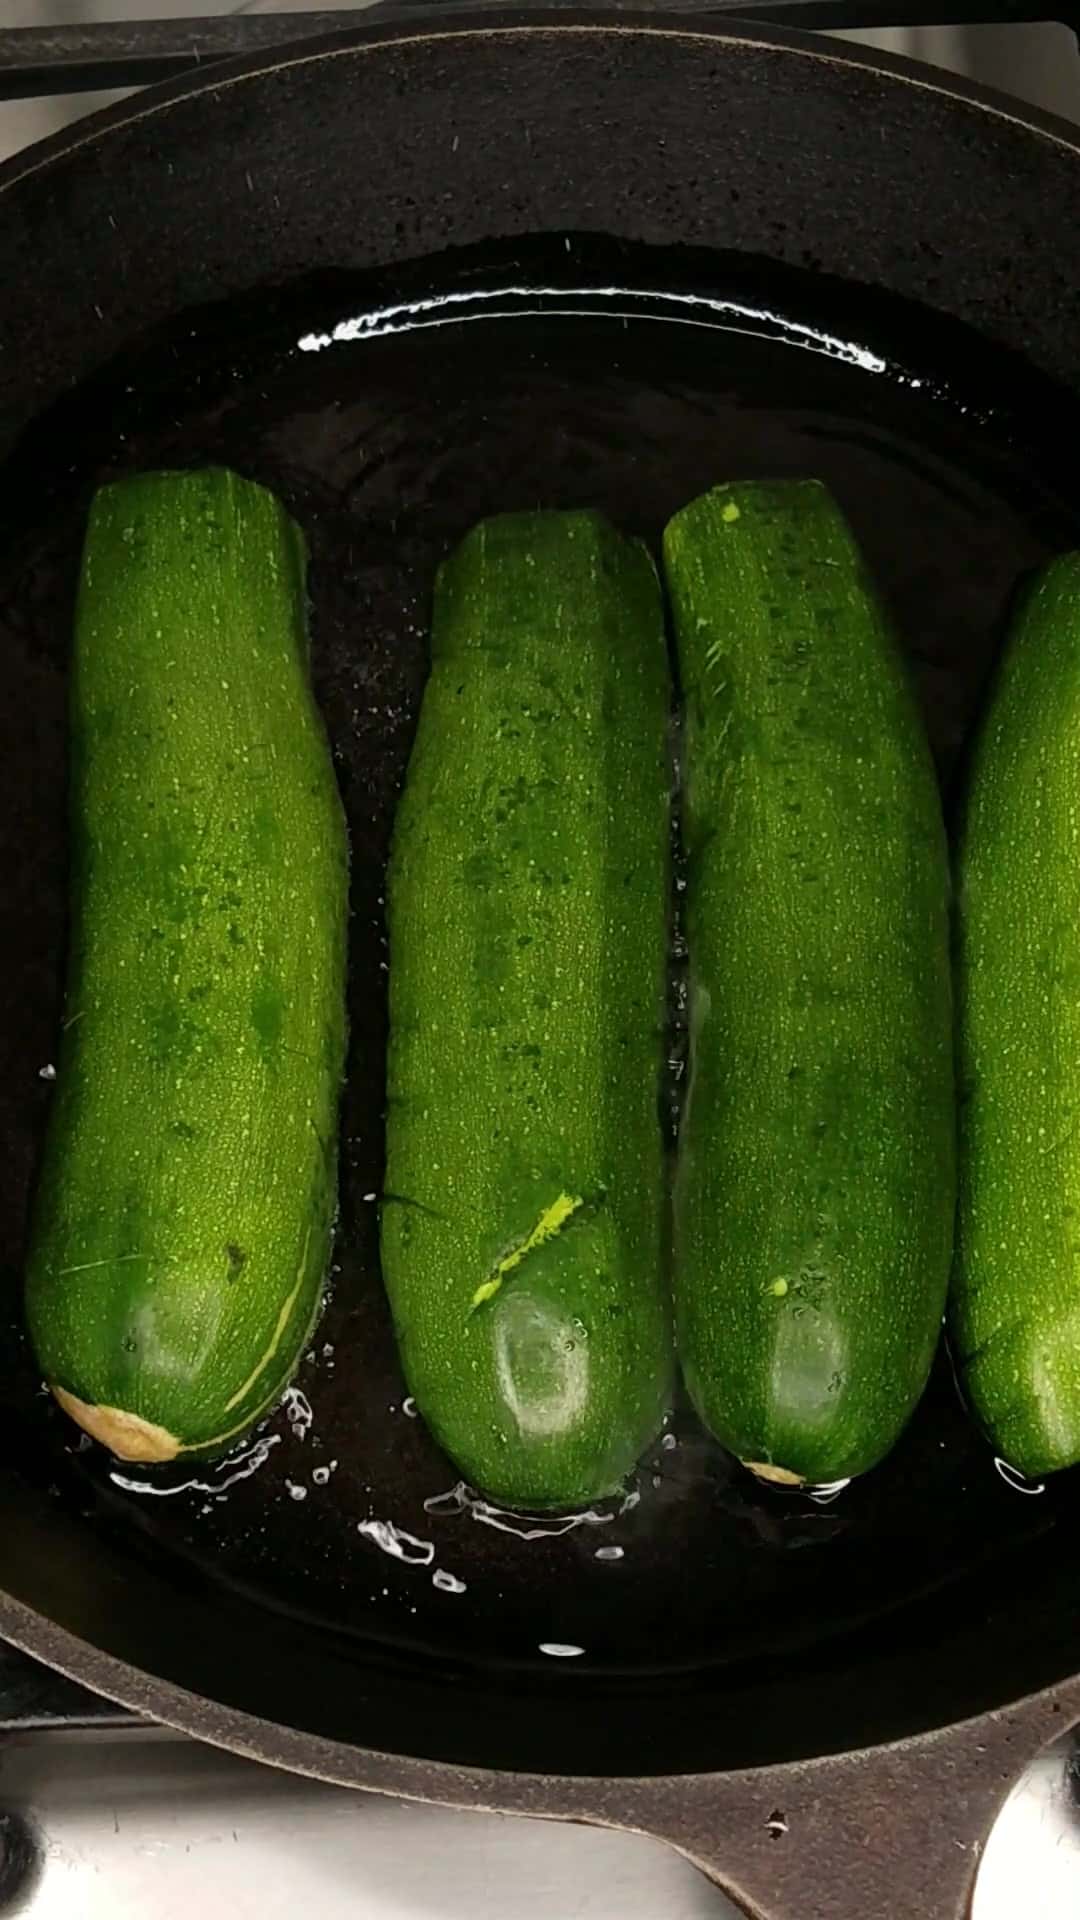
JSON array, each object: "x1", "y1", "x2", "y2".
[{"x1": 3, "y1": 9, "x2": 1080, "y2": 1915}]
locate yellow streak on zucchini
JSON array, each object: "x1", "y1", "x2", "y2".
[
  {"x1": 471, "y1": 1192, "x2": 583, "y2": 1310},
  {"x1": 744, "y1": 1460, "x2": 806, "y2": 1487},
  {"x1": 222, "y1": 1228, "x2": 311, "y2": 1414},
  {"x1": 52, "y1": 1388, "x2": 181, "y2": 1464},
  {"x1": 52, "y1": 1381, "x2": 297, "y2": 1465}
]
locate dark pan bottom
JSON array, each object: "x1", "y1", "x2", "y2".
[{"x1": 1, "y1": 237, "x2": 1078, "y2": 1695}]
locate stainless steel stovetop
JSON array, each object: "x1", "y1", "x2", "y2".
[
  {"x1": 2, "y1": 6, "x2": 1080, "y2": 1914},
  {"x1": 0, "y1": 1650, "x2": 1079, "y2": 1916},
  {"x1": 0, "y1": 1716, "x2": 723, "y2": 1919}
]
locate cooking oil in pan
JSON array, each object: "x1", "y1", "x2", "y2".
[{"x1": 1, "y1": 236, "x2": 1078, "y2": 1677}]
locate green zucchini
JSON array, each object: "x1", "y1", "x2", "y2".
[
  {"x1": 25, "y1": 468, "x2": 348, "y2": 1464},
  {"x1": 952, "y1": 554, "x2": 1080, "y2": 1477},
  {"x1": 382, "y1": 510, "x2": 672, "y2": 1509},
  {"x1": 665, "y1": 479, "x2": 954, "y2": 1486}
]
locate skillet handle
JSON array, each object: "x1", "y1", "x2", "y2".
[{"x1": 641, "y1": 1687, "x2": 1068, "y2": 1920}]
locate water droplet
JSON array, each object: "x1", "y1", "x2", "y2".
[
  {"x1": 423, "y1": 1479, "x2": 616, "y2": 1539},
  {"x1": 433, "y1": 1568, "x2": 467, "y2": 1594},
  {"x1": 806, "y1": 1478, "x2": 850, "y2": 1505},
  {"x1": 110, "y1": 1431, "x2": 280, "y2": 1498},
  {"x1": 993, "y1": 1456, "x2": 1045, "y2": 1495},
  {"x1": 281, "y1": 1386, "x2": 313, "y2": 1440},
  {"x1": 357, "y1": 1517, "x2": 434, "y2": 1566}
]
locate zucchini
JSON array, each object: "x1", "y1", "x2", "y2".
[
  {"x1": 25, "y1": 468, "x2": 348, "y2": 1464},
  {"x1": 953, "y1": 555, "x2": 1080, "y2": 1476},
  {"x1": 382, "y1": 510, "x2": 672, "y2": 1509},
  {"x1": 665, "y1": 479, "x2": 954, "y2": 1485}
]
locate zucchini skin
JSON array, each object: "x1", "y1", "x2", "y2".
[
  {"x1": 953, "y1": 555, "x2": 1080, "y2": 1477},
  {"x1": 665, "y1": 480, "x2": 954, "y2": 1485},
  {"x1": 382, "y1": 510, "x2": 673, "y2": 1509},
  {"x1": 25, "y1": 468, "x2": 348, "y2": 1463}
]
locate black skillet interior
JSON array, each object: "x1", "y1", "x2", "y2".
[{"x1": 3, "y1": 15, "x2": 1080, "y2": 1780}]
